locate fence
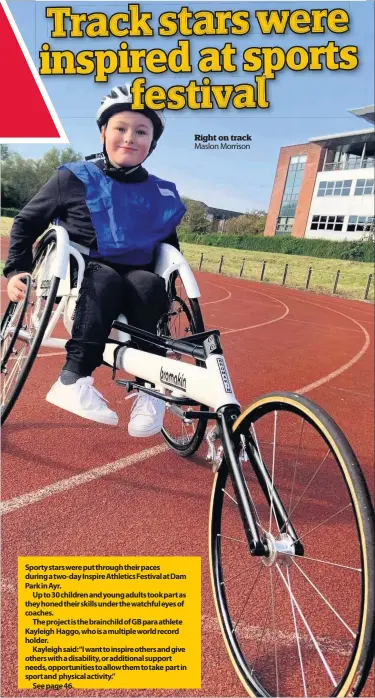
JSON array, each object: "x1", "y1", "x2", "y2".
[{"x1": 194, "y1": 251, "x2": 374, "y2": 301}]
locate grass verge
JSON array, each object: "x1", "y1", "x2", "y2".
[{"x1": 181, "y1": 242, "x2": 374, "y2": 302}]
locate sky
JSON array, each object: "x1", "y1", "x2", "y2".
[{"x1": 4, "y1": 0, "x2": 375, "y2": 212}]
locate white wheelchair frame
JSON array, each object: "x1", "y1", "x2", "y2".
[{"x1": 37, "y1": 225, "x2": 240, "y2": 413}]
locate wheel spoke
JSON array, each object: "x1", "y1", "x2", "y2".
[
  {"x1": 296, "y1": 504, "x2": 352, "y2": 544},
  {"x1": 231, "y1": 563, "x2": 265, "y2": 631},
  {"x1": 277, "y1": 564, "x2": 337, "y2": 688},
  {"x1": 291, "y1": 559, "x2": 356, "y2": 637},
  {"x1": 285, "y1": 565, "x2": 307, "y2": 697},
  {"x1": 250, "y1": 580, "x2": 275, "y2": 678},
  {"x1": 270, "y1": 567, "x2": 280, "y2": 697},
  {"x1": 269, "y1": 410, "x2": 279, "y2": 533},
  {"x1": 222, "y1": 488, "x2": 238, "y2": 506},
  {"x1": 290, "y1": 553, "x2": 361, "y2": 572},
  {"x1": 251, "y1": 421, "x2": 280, "y2": 534},
  {"x1": 287, "y1": 418, "x2": 305, "y2": 515},
  {"x1": 283, "y1": 448, "x2": 331, "y2": 533},
  {"x1": 218, "y1": 534, "x2": 247, "y2": 544}
]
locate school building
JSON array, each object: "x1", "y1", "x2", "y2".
[{"x1": 264, "y1": 105, "x2": 375, "y2": 240}]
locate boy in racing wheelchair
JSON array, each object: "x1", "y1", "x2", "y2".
[{"x1": 4, "y1": 85, "x2": 186, "y2": 435}]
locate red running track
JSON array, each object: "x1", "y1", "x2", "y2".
[{"x1": 1, "y1": 271, "x2": 374, "y2": 697}]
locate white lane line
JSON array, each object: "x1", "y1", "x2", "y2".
[
  {"x1": 208, "y1": 277, "x2": 370, "y2": 396},
  {"x1": 330, "y1": 386, "x2": 374, "y2": 399},
  {"x1": 199, "y1": 279, "x2": 290, "y2": 334},
  {"x1": 212, "y1": 324, "x2": 236, "y2": 331},
  {"x1": 213, "y1": 276, "x2": 373, "y2": 313},
  {"x1": 284, "y1": 317, "x2": 364, "y2": 335},
  {"x1": 217, "y1": 278, "x2": 371, "y2": 395},
  {"x1": 199, "y1": 280, "x2": 232, "y2": 306},
  {"x1": 201, "y1": 614, "x2": 352, "y2": 655},
  {"x1": 221, "y1": 292, "x2": 289, "y2": 335},
  {"x1": 288, "y1": 300, "x2": 371, "y2": 396},
  {"x1": 1, "y1": 444, "x2": 168, "y2": 515}
]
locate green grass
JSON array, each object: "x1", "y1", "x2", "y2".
[
  {"x1": 181, "y1": 242, "x2": 374, "y2": 302},
  {"x1": 1, "y1": 217, "x2": 13, "y2": 237},
  {"x1": 1, "y1": 217, "x2": 373, "y2": 301}
]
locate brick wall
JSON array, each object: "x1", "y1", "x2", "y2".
[{"x1": 264, "y1": 142, "x2": 325, "y2": 237}]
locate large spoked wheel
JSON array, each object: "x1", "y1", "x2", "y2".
[
  {"x1": 210, "y1": 392, "x2": 375, "y2": 697},
  {"x1": 1, "y1": 232, "x2": 60, "y2": 424},
  {"x1": 158, "y1": 272, "x2": 208, "y2": 457}
]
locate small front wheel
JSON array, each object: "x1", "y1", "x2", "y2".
[
  {"x1": 1, "y1": 232, "x2": 60, "y2": 424},
  {"x1": 209, "y1": 392, "x2": 375, "y2": 697}
]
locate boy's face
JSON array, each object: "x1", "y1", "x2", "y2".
[{"x1": 101, "y1": 111, "x2": 154, "y2": 167}]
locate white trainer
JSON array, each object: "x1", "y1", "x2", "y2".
[
  {"x1": 46, "y1": 376, "x2": 118, "y2": 426},
  {"x1": 127, "y1": 391, "x2": 165, "y2": 437}
]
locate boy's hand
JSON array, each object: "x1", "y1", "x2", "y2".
[{"x1": 7, "y1": 273, "x2": 30, "y2": 302}]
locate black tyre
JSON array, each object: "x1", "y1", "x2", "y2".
[
  {"x1": 210, "y1": 392, "x2": 375, "y2": 697},
  {"x1": 1, "y1": 232, "x2": 60, "y2": 424},
  {"x1": 1, "y1": 276, "x2": 31, "y2": 369},
  {"x1": 158, "y1": 272, "x2": 208, "y2": 457}
]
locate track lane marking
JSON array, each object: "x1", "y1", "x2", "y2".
[
  {"x1": 330, "y1": 386, "x2": 374, "y2": 399},
  {"x1": 199, "y1": 280, "x2": 232, "y2": 306},
  {"x1": 281, "y1": 298, "x2": 371, "y2": 396},
  {"x1": 1, "y1": 444, "x2": 168, "y2": 515},
  {"x1": 200, "y1": 281, "x2": 290, "y2": 336},
  {"x1": 283, "y1": 317, "x2": 365, "y2": 335},
  {"x1": 208, "y1": 277, "x2": 371, "y2": 396}
]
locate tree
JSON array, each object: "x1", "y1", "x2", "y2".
[
  {"x1": 36, "y1": 147, "x2": 82, "y2": 185},
  {"x1": 1, "y1": 146, "x2": 82, "y2": 210},
  {"x1": 179, "y1": 198, "x2": 211, "y2": 234},
  {"x1": 1, "y1": 153, "x2": 39, "y2": 208},
  {"x1": 0, "y1": 145, "x2": 11, "y2": 161},
  {"x1": 224, "y1": 209, "x2": 267, "y2": 236}
]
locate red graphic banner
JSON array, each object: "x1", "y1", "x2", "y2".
[{"x1": 0, "y1": 1, "x2": 61, "y2": 139}]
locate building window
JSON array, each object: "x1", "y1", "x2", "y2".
[
  {"x1": 347, "y1": 216, "x2": 375, "y2": 232},
  {"x1": 317, "y1": 180, "x2": 351, "y2": 197},
  {"x1": 276, "y1": 217, "x2": 294, "y2": 235},
  {"x1": 354, "y1": 179, "x2": 374, "y2": 196},
  {"x1": 310, "y1": 215, "x2": 344, "y2": 231},
  {"x1": 278, "y1": 155, "x2": 307, "y2": 218}
]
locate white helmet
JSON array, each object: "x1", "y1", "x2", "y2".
[{"x1": 96, "y1": 84, "x2": 165, "y2": 153}]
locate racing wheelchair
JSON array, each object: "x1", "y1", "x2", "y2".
[{"x1": 1, "y1": 226, "x2": 374, "y2": 697}]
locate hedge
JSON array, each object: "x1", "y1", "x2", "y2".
[
  {"x1": 178, "y1": 232, "x2": 375, "y2": 262},
  {"x1": 1, "y1": 208, "x2": 20, "y2": 218}
]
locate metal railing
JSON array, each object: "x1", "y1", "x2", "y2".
[{"x1": 323, "y1": 157, "x2": 375, "y2": 172}]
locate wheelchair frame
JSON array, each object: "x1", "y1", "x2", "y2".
[{"x1": 32, "y1": 225, "x2": 201, "y2": 352}]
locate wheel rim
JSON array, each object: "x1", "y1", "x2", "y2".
[
  {"x1": 1, "y1": 241, "x2": 57, "y2": 414},
  {"x1": 1, "y1": 279, "x2": 31, "y2": 370},
  {"x1": 159, "y1": 276, "x2": 207, "y2": 452},
  {"x1": 211, "y1": 399, "x2": 370, "y2": 697}
]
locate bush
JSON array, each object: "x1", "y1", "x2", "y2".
[
  {"x1": 178, "y1": 233, "x2": 375, "y2": 262},
  {"x1": 1, "y1": 207, "x2": 19, "y2": 218}
]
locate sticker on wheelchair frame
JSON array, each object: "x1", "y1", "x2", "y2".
[
  {"x1": 160, "y1": 367, "x2": 187, "y2": 392},
  {"x1": 216, "y1": 357, "x2": 233, "y2": 394}
]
